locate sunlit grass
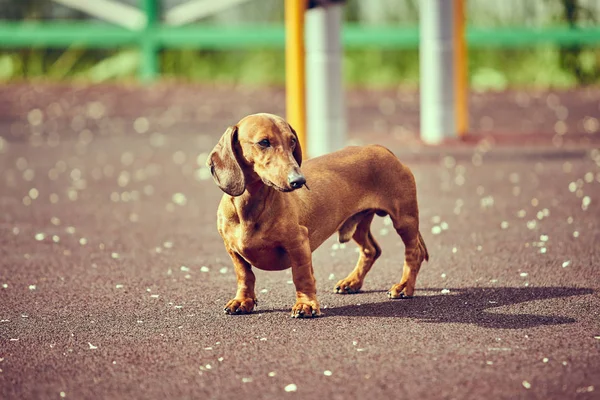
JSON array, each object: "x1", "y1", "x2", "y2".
[{"x1": 0, "y1": 46, "x2": 598, "y2": 88}]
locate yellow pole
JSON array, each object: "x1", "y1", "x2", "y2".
[
  {"x1": 454, "y1": 0, "x2": 468, "y2": 137},
  {"x1": 285, "y1": 0, "x2": 307, "y2": 153}
]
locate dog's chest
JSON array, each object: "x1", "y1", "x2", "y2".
[{"x1": 223, "y1": 221, "x2": 291, "y2": 271}]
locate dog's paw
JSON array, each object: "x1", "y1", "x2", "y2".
[
  {"x1": 224, "y1": 297, "x2": 257, "y2": 315},
  {"x1": 387, "y1": 283, "x2": 414, "y2": 299},
  {"x1": 334, "y1": 278, "x2": 362, "y2": 294},
  {"x1": 290, "y1": 300, "x2": 321, "y2": 319}
]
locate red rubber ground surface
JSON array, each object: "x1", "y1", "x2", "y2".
[{"x1": 0, "y1": 84, "x2": 599, "y2": 399}]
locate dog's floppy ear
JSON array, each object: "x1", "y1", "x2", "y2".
[
  {"x1": 289, "y1": 124, "x2": 303, "y2": 167},
  {"x1": 206, "y1": 126, "x2": 246, "y2": 196}
]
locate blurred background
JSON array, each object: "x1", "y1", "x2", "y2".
[
  {"x1": 1, "y1": 3, "x2": 600, "y2": 398},
  {"x1": 0, "y1": 0, "x2": 599, "y2": 88}
]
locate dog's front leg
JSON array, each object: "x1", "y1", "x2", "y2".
[
  {"x1": 287, "y1": 227, "x2": 321, "y2": 318},
  {"x1": 223, "y1": 248, "x2": 257, "y2": 315}
]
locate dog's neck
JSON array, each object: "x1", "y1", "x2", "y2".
[{"x1": 231, "y1": 181, "x2": 278, "y2": 222}]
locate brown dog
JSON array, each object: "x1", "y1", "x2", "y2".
[{"x1": 207, "y1": 113, "x2": 428, "y2": 318}]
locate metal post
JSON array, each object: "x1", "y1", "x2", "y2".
[
  {"x1": 140, "y1": 0, "x2": 159, "y2": 82},
  {"x1": 454, "y1": 0, "x2": 468, "y2": 137},
  {"x1": 285, "y1": 0, "x2": 307, "y2": 153},
  {"x1": 305, "y1": 0, "x2": 345, "y2": 158},
  {"x1": 420, "y1": 0, "x2": 455, "y2": 144}
]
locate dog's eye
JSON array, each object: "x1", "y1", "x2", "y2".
[
  {"x1": 290, "y1": 138, "x2": 297, "y2": 148},
  {"x1": 258, "y1": 139, "x2": 271, "y2": 148}
]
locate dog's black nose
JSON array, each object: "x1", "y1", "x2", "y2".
[{"x1": 288, "y1": 172, "x2": 306, "y2": 189}]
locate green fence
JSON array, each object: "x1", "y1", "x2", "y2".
[{"x1": 1, "y1": 0, "x2": 599, "y2": 81}]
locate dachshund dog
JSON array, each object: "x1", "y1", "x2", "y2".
[{"x1": 207, "y1": 113, "x2": 429, "y2": 318}]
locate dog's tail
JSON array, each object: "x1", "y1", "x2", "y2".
[{"x1": 418, "y1": 231, "x2": 429, "y2": 262}]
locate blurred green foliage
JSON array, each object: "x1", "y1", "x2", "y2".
[
  {"x1": 0, "y1": 0, "x2": 598, "y2": 87},
  {"x1": 1, "y1": 46, "x2": 598, "y2": 88}
]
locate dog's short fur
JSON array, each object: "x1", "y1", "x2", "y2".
[{"x1": 207, "y1": 113, "x2": 429, "y2": 318}]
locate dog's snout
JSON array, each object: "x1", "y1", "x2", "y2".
[{"x1": 288, "y1": 171, "x2": 306, "y2": 189}]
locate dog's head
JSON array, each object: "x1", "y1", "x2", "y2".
[{"x1": 206, "y1": 113, "x2": 304, "y2": 196}]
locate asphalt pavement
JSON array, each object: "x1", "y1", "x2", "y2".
[{"x1": 0, "y1": 84, "x2": 599, "y2": 399}]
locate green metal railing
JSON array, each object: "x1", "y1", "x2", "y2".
[{"x1": 1, "y1": 0, "x2": 599, "y2": 81}]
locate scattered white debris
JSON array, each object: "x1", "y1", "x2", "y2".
[
  {"x1": 575, "y1": 386, "x2": 595, "y2": 393},
  {"x1": 573, "y1": 231, "x2": 580, "y2": 238},
  {"x1": 520, "y1": 272, "x2": 528, "y2": 278},
  {"x1": 284, "y1": 384, "x2": 297, "y2": 392},
  {"x1": 115, "y1": 284, "x2": 124, "y2": 289},
  {"x1": 28, "y1": 285, "x2": 36, "y2": 290},
  {"x1": 287, "y1": 280, "x2": 293, "y2": 285},
  {"x1": 500, "y1": 221, "x2": 509, "y2": 229},
  {"x1": 440, "y1": 273, "x2": 446, "y2": 279},
  {"x1": 324, "y1": 370, "x2": 333, "y2": 376},
  {"x1": 562, "y1": 261, "x2": 571, "y2": 268},
  {"x1": 522, "y1": 381, "x2": 531, "y2": 389},
  {"x1": 88, "y1": 342, "x2": 98, "y2": 350},
  {"x1": 582, "y1": 196, "x2": 591, "y2": 211},
  {"x1": 150, "y1": 294, "x2": 159, "y2": 298},
  {"x1": 486, "y1": 361, "x2": 493, "y2": 365},
  {"x1": 452, "y1": 247, "x2": 457, "y2": 254},
  {"x1": 242, "y1": 377, "x2": 253, "y2": 383},
  {"x1": 172, "y1": 193, "x2": 188, "y2": 206},
  {"x1": 268, "y1": 371, "x2": 276, "y2": 377},
  {"x1": 441, "y1": 288, "x2": 451, "y2": 295},
  {"x1": 180, "y1": 265, "x2": 190, "y2": 272},
  {"x1": 540, "y1": 247, "x2": 547, "y2": 254},
  {"x1": 204, "y1": 347, "x2": 213, "y2": 350},
  {"x1": 2, "y1": 283, "x2": 7, "y2": 289},
  {"x1": 219, "y1": 267, "x2": 228, "y2": 274},
  {"x1": 328, "y1": 273, "x2": 335, "y2": 281},
  {"x1": 205, "y1": 364, "x2": 212, "y2": 370},
  {"x1": 260, "y1": 288, "x2": 268, "y2": 293},
  {"x1": 431, "y1": 226, "x2": 442, "y2": 235},
  {"x1": 111, "y1": 252, "x2": 120, "y2": 259},
  {"x1": 218, "y1": 357, "x2": 224, "y2": 362},
  {"x1": 79, "y1": 238, "x2": 87, "y2": 245},
  {"x1": 60, "y1": 392, "x2": 66, "y2": 398},
  {"x1": 35, "y1": 233, "x2": 45, "y2": 241},
  {"x1": 200, "y1": 266, "x2": 209, "y2": 272},
  {"x1": 542, "y1": 358, "x2": 549, "y2": 363}
]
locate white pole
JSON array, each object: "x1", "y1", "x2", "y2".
[
  {"x1": 420, "y1": 0, "x2": 456, "y2": 144},
  {"x1": 305, "y1": 1, "x2": 346, "y2": 158}
]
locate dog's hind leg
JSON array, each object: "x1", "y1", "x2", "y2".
[
  {"x1": 387, "y1": 218, "x2": 429, "y2": 299},
  {"x1": 334, "y1": 212, "x2": 381, "y2": 294}
]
